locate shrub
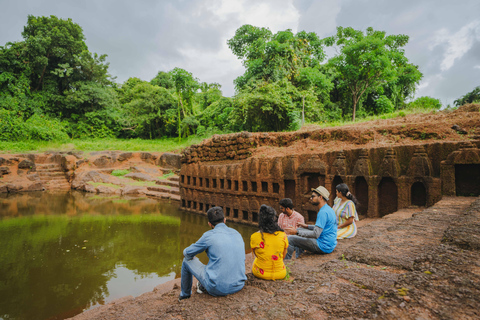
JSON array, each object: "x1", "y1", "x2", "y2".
[{"x1": 407, "y1": 96, "x2": 442, "y2": 110}]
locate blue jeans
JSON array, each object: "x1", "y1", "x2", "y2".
[
  {"x1": 285, "y1": 234, "x2": 325, "y2": 260},
  {"x1": 180, "y1": 257, "x2": 212, "y2": 298}
]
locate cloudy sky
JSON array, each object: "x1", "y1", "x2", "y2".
[{"x1": 1, "y1": 0, "x2": 479, "y2": 106}]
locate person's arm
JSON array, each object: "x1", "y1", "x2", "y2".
[
  {"x1": 338, "y1": 202, "x2": 356, "y2": 229},
  {"x1": 338, "y1": 216, "x2": 354, "y2": 229},
  {"x1": 183, "y1": 233, "x2": 208, "y2": 260},
  {"x1": 297, "y1": 225, "x2": 323, "y2": 238},
  {"x1": 251, "y1": 248, "x2": 257, "y2": 258}
]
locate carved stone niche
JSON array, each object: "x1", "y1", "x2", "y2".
[
  {"x1": 445, "y1": 142, "x2": 480, "y2": 164},
  {"x1": 441, "y1": 142, "x2": 480, "y2": 196},
  {"x1": 407, "y1": 145, "x2": 433, "y2": 177},
  {"x1": 378, "y1": 148, "x2": 401, "y2": 178},
  {"x1": 330, "y1": 150, "x2": 347, "y2": 176},
  {"x1": 270, "y1": 157, "x2": 283, "y2": 178},
  {"x1": 297, "y1": 155, "x2": 328, "y2": 176},
  {"x1": 353, "y1": 149, "x2": 372, "y2": 177},
  {"x1": 258, "y1": 158, "x2": 270, "y2": 180},
  {"x1": 282, "y1": 155, "x2": 298, "y2": 180}
]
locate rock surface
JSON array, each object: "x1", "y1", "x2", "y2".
[{"x1": 70, "y1": 196, "x2": 480, "y2": 320}]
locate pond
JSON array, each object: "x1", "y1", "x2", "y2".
[{"x1": 0, "y1": 191, "x2": 257, "y2": 320}]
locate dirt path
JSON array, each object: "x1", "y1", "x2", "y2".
[{"x1": 70, "y1": 196, "x2": 480, "y2": 320}]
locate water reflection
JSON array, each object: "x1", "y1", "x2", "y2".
[{"x1": 0, "y1": 191, "x2": 257, "y2": 320}]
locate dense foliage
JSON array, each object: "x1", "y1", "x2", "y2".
[
  {"x1": 0, "y1": 16, "x2": 433, "y2": 142},
  {"x1": 454, "y1": 86, "x2": 480, "y2": 106}
]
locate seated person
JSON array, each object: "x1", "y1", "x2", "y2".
[
  {"x1": 250, "y1": 205, "x2": 289, "y2": 280},
  {"x1": 333, "y1": 183, "x2": 359, "y2": 239},
  {"x1": 284, "y1": 186, "x2": 337, "y2": 259},
  {"x1": 278, "y1": 198, "x2": 305, "y2": 230},
  {"x1": 179, "y1": 206, "x2": 247, "y2": 301}
]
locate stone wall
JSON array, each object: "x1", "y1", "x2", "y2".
[{"x1": 179, "y1": 141, "x2": 480, "y2": 225}]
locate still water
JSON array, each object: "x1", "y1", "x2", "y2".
[{"x1": 0, "y1": 191, "x2": 257, "y2": 320}]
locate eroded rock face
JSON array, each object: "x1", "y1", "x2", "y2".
[
  {"x1": 157, "y1": 153, "x2": 181, "y2": 169},
  {"x1": 71, "y1": 171, "x2": 124, "y2": 191},
  {"x1": 124, "y1": 172, "x2": 156, "y2": 182},
  {"x1": 140, "y1": 153, "x2": 157, "y2": 164},
  {"x1": 93, "y1": 155, "x2": 115, "y2": 168},
  {"x1": 18, "y1": 159, "x2": 35, "y2": 170},
  {"x1": 118, "y1": 153, "x2": 133, "y2": 162},
  {"x1": 0, "y1": 167, "x2": 11, "y2": 176}
]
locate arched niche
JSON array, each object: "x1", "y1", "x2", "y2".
[
  {"x1": 354, "y1": 176, "x2": 369, "y2": 216},
  {"x1": 378, "y1": 177, "x2": 398, "y2": 217},
  {"x1": 411, "y1": 181, "x2": 427, "y2": 207},
  {"x1": 455, "y1": 164, "x2": 480, "y2": 196}
]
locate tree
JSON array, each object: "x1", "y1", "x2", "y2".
[
  {"x1": 21, "y1": 15, "x2": 87, "y2": 92},
  {"x1": 233, "y1": 79, "x2": 300, "y2": 132},
  {"x1": 324, "y1": 26, "x2": 420, "y2": 121},
  {"x1": 170, "y1": 68, "x2": 199, "y2": 139},
  {"x1": 228, "y1": 25, "x2": 331, "y2": 130},
  {"x1": 454, "y1": 86, "x2": 480, "y2": 106},
  {"x1": 150, "y1": 71, "x2": 174, "y2": 89},
  {"x1": 118, "y1": 78, "x2": 176, "y2": 139}
]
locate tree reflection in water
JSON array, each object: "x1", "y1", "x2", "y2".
[{"x1": 0, "y1": 191, "x2": 256, "y2": 320}]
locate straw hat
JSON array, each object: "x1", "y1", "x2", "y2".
[{"x1": 311, "y1": 186, "x2": 330, "y2": 201}]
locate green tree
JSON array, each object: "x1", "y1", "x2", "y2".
[
  {"x1": 324, "y1": 26, "x2": 421, "y2": 121},
  {"x1": 21, "y1": 15, "x2": 87, "y2": 92},
  {"x1": 407, "y1": 96, "x2": 442, "y2": 110},
  {"x1": 233, "y1": 79, "x2": 300, "y2": 132},
  {"x1": 170, "y1": 68, "x2": 199, "y2": 139},
  {"x1": 118, "y1": 78, "x2": 176, "y2": 139},
  {"x1": 150, "y1": 71, "x2": 174, "y2": 89},
  {"x1": 228, "y1": 25, "x2": 331, "y2": 130},
  {"x1": 454, "y1": 86, "x2": 480, "y2": 106}
]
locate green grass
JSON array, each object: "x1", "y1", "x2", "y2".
[
  {"x1": 0, "y1": 108, "x2": 446, "y2": 154},
  {"x1": 158, "y1": 171, "x2": 175, "y2": 180},
  {"x1": 309, "y1": 108, "x2": 438, "y2": 128},
  {"x1": 0, "y1": 135, "x2": 216, "y2": 154},
  {"x1": 111, "y1": 169, "x2": 130, "y2": 177}
]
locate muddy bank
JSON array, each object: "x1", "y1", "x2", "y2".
[{"x1": 70, "y1": 196, "x2": 480, "y2": 320}]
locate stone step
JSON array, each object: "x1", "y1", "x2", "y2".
[
  {"x1": 155, "y1": 179, "x2": 179, "y2": 187},
  {"x1": 147, "y1": 186, "x2": 180, "y2": 195},
  {"x1": 39, "y1": 176, "x2": 68, "y2": 181},
  {"x1": 145, "y1": 190, "x2": 180, "y2": 201},
  {"x1": 169, "y1": 176, "x2": 180, "y2": 182},
  {"x1": 37, "y1": 171, "x2": 66, "y2": 177},
  {"x1": 36, "y1": 164, "x2": 62, "y2": 169},
  {"x1": 43, "y1": 182, "x2": 71, "y2": 190},
  {"x1": 36, "y1": 168, "x2": 63, "y2": 173}
]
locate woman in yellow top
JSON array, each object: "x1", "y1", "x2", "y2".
[
  {"x1": 333, "y1": 183, "x2": 359, "y2": 239},
  {"x1": 250, "y1": 205, "x2": 289, "y2": 280}
]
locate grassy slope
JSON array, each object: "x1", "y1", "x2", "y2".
[{"x1": 0, "y1": 108, "x2": 438, "y2": 154}]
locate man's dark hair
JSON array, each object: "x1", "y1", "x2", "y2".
[
  {"x1": 207, "y1": 206, "x2": 225, "y2": 226},
  {"x1": 279, "y1": 198, "x2": 294, "y2": 209}
]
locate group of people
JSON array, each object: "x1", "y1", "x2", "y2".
[{"x1": 178, "y1": 183, "x2": 359, "y2": 301}]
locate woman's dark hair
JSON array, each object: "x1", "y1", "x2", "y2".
[
  {"x1": 336, "y1": 183, "x2": 359, "y2": 206},
  {"x1": 258, "y1": 204, "x2": 283, "y2": 236}
]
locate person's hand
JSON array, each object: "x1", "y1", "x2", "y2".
[
  {"x1": 296, "y1": 222, "x2": 308, "y2": 229},
  {"x1": 284, "y1": 227, "x2": 297, "y2": 235}
]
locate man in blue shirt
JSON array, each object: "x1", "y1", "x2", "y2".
[
  {"x1": 284, "y1": 186, "x2": 337, "y2": 259},
  {"x1": 179, "y1": 206, "x2": 247, "y2": 301}
]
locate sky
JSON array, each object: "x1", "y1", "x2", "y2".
[{"x1": 1, "y1": 0, "x2": 479, "y2": 106}]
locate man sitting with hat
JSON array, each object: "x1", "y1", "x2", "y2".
[{"x1": 284, "y1": 186, "x2": 337, "y2": 259}]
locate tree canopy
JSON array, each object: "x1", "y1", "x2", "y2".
[
  {"x1": 0, "y1": 17, "x2": 433, "y2": 142},
  {"x1": 323, "y1": 26, "x2": 422, "y2": 121}
]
